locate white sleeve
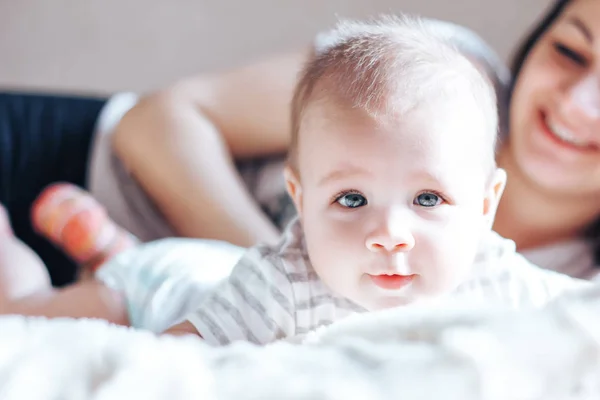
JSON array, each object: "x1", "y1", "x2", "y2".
[{"x1": 186, "y1": 246, "x2": 297, "y2": 346}]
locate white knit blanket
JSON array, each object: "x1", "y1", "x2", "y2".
[{"x1": 1, "y1": 285, "x2": 599, "y2": 400}]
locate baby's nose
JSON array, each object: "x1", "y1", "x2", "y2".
[{"x1": 365, "y1": 231, "x2": 415, "y2": 253}]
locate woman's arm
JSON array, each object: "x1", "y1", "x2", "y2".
[{"x1": 112, "y1": 50, "x2": 307, "y2": 247}]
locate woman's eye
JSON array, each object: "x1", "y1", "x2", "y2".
[
  {"x1": 414, "y1": 192, "x2": 442, "y2": 208},
  {"x1": 553, "y1": 42, "x2": 587, "y2": 66},
  {"x1": 336, "y1": 193, "x2": 367, "y2": 208}
]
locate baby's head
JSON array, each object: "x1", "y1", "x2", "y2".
[{"x1": 284, "y1": 15, "x2": 506, "y2": 311}]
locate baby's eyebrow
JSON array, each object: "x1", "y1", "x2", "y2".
[
  {"x1": 408, "y1": 170, "x2": 452, "y2": 189},
  {"x1": 318, "y1": 166, "x2": 370, "y2": 186}
]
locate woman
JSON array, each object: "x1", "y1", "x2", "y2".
[{"x1": 494, "y1": 0, "x2": 600, "y2": 278}]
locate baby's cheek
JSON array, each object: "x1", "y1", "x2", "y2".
[
  {"x1": 305, "y1": 220, "x2": 355, "y2": 260},
  {"x1": 303, "y1": 218, "x2": 361, "y2": 281},
  {"x1": 418, "y1": 258, "x2": 471, "y2": 298},
  {"x1": 306, "y1": 210, "x2": 360, "y2": 242},
  {"x1": 441, "y1": 230, "x2": 482, "y2": 284},
  {"x1": 420, "y1": 224, "x2": 479, "y2": 292}
]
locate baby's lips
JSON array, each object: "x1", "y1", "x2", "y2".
[{"x1": 368, "y1": 273, "x2": 415, "y2": 290}]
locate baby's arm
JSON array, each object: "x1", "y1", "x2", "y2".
[
  {"x1": 163, "y1": 245, "x2": 296, "y2": 345},
  {"x1": 164, "y1": 320, "x2": 200, "y2": 337},
  {"x1": 463, "y1": 248, "x2": 592, "y2": 309}
]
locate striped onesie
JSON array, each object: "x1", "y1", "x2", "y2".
[
  {"x1": 184, "y1": 218, "x2": 590, "y2": 346},
  {"x1": 186, "y1": 219, "x2": 365, "y2": 345},
  {"x1": 96, "y1": 218, "x2": 590, "y2": 341}
]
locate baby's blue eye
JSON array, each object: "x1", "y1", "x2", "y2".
[
  {"x1": 337, "y1": 193, "x2": 367, "y2": 208},
  {"x1": 414, "y1": 192, "x2": 441, "y2": 207}
]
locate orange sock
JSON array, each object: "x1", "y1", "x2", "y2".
[{"x1": 31, "y1": 183, "x2": 139, "y2": 272}]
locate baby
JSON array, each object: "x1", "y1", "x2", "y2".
[
  {"x1": 0, "y1": 14, "x2": 587, "y2": 340},
  {"x1": 162, "y1": 15, "x2": 588, "y2": 344}
]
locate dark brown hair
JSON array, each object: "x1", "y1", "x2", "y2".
[{"x1": 508, "y1": 0, "x2": 571, "y2": 104}]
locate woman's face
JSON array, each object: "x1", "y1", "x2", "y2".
[{"x1": 508, "y1": 0, "x2": 600, "y2": 196}]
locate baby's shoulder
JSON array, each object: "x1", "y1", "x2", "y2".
[
  {"x1": 457, "y1": 231, "x2": 591, "y2": 308},
  {"x1": 237, "y1": 223, "x2": 313, "y2": 283},
  {"x1": 252, "y1": 217, "x2": 310, "y2": 265}
]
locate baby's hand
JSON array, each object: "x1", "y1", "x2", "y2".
[{"x1": 163, "y1": 321, "x2": 202, "y2": 338}]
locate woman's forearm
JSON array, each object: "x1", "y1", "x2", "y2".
[
  {"x1": 112, "y1": 91, "x2": 281, "y2": 247},
  {"x1": 112, "y1": 51, "x2": 307, "y2": 246}
]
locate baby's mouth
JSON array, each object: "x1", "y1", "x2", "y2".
[{"x1": 368, "y1": 273, "x2": 415, "y2": 290}]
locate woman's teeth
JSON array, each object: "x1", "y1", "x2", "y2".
[{"x1": 546, "y1": 119, "x2": 591, "y2": 148}]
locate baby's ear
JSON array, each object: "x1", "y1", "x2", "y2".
[
  {"x1": 482, "y1": 168, "x2": 507, "y2": 226},
  {"x1": 284, "y1": 166, "x2": 303, "y2": 216}
]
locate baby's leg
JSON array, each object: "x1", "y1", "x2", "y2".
[
  {"x1": 0, "y1": 201, "x2": 129, "y2": 325},
  {"x1": 4, "y1": 183, "x2": 242, "y2": 330},
  {"x1": 4, "y1": 279, "x2": 129, "y2": 324}
]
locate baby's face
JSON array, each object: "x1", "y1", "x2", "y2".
[{"x1": 286, "y1": 101, "x2": 504, "y2": 311}]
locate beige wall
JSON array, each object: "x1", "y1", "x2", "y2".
[{"x1": 0, "y1": 0, "x2": 552, "y2": 95}]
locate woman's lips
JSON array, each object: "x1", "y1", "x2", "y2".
[{"x1": 538, "y1": 111, "x2": 597, "y2": 153}]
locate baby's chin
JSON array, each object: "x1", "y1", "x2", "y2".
[
  {"x1": 368, "y1": 296, "x2": 417, "y2": 311},
  {"x1": 352, "y1": 291, "x2": 422, "y2": 311},
  {"x1": 352, "y1": 287, "x2": 454, "y2": 312}
]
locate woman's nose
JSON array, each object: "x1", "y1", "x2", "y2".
[{"x1": 563, "y1": 73, "x2": 600, "y2": 124}]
